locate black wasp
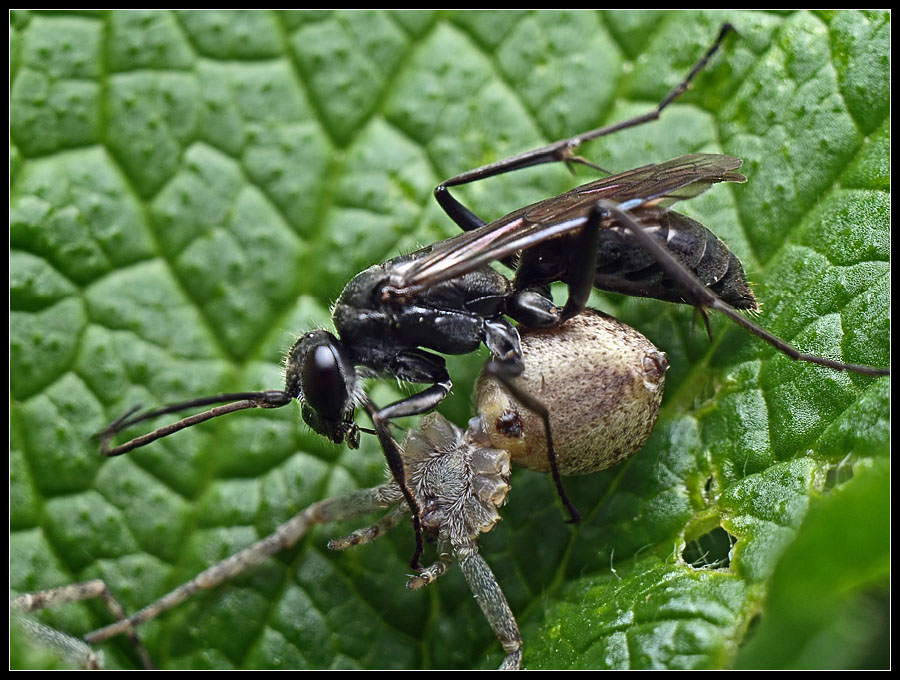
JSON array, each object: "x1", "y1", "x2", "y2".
[{"x1": 95, "y1": 24, "x2": 889, "y2": 569}]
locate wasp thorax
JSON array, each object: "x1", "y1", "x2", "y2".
[{"x1": 475, "y1": 309, "x2": 668, "y2": 475}]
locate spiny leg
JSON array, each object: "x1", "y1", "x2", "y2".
[
  {"x1": 594, "y1": 200, "x2": 890, "y2": 377},
  {"x1": 434, "y1": 24, "x2": 736, "y2": 232},
  {"x1": 11, "y1": 580, "x2": 153, "y2": 669},
  {"x1": 13, "y1": 617, "x2": 104, "y2": 670},
  {"x1": 84, "y1": 486, "x2": 396, "y2": 645},
  {"x1": 328, "y1": 503, "x2": 409, "y2": 551},
  {"x1": 406, "y1": 549, "x2": 454, "y2": 590}
]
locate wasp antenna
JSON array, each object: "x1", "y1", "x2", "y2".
[
  {"x1": 96, "y1": 391, "x2": 293, "y2": 457},
  {"x1": 91, "y1": 403, "x2": 145, "y2": 442}
]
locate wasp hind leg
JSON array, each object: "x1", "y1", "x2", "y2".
[{"x1": 434, "y1": 24, "x2": 737, "y2": 232}]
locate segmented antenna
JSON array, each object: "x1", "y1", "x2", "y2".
[{"x1": 93, "y1": 391, "x2": 293, "y2": 457}]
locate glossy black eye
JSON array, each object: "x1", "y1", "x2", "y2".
[{"x1": 302, "y1": 343, "x2": 348, "y2": 420}]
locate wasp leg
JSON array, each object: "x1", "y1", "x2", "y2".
[
  {"x1": 488, "y1": 207, "x2": 609, "y2": 521},
  {"x1": 506, "y1": 288, "x2": 561, "y2": 328},
  {"x1": 483, "y1": 312, "x2": 578, "y2": 521},
  {"x1": 561, "y1": 205, "x2": 602, "y2": 323},
  {"x1": 511, "y1": 197, "x2": 604, "y2": 326},
  {"x1": 483, "y1": 316, "x2": 525, "y2": 372},
  {"x1": 434, "y1": 24, "x2": 736, "y2": 232},
  {"x1": 361, "y1": 355, "x2": 454, "y2": 572}
]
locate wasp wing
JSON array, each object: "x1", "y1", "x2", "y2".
[{"x1": 388, "y1": 154, "x2": 746, "y2": 296}]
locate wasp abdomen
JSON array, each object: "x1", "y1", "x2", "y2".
[{"x1": 593, "y1": 210, "x2": 758, "y2": 311}]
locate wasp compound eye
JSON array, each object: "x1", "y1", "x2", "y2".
[
  {"x1": 285, "y1": 330, "x2": 357, "y2": 443},
  {"x1": 302, "y1": 344, "x2": 348, "y2": 417}
]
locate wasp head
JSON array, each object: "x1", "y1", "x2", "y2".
[{"x1": 286, "y1": 330, "x2": 361, "y2": 448}]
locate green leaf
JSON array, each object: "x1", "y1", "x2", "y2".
[
  {"x1": 735, "y1": 459, "x2": 889, "y2": 669},
  {"x1": 10, "y1": 10, "x2": 889, "y2": 670}
]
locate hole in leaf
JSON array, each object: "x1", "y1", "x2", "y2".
[
  {"x1": 703, "y1": 474, "x2": 716, "y2": 503},
  {"x1": 682, "y1": 525, "x2": 735, "y2": 570},
  {"x1": 823, "y1": 459, "x2": 854, "y2": 492}
]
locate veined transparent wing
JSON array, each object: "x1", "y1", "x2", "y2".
[{"x1": 386, "y1": 154, "x2": 745, "y2": 297}]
